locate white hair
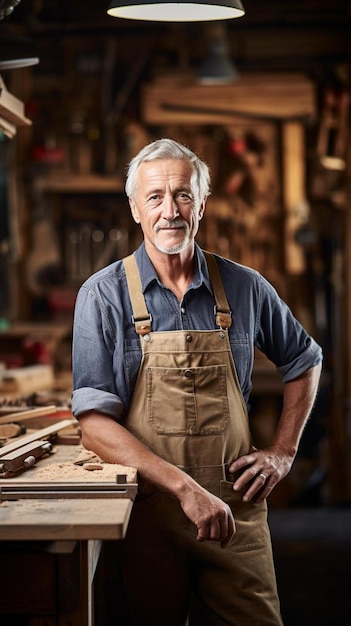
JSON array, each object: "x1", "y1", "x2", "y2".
[{"x1": 125, "y1": 138, "x2": 211, "y2": 204}]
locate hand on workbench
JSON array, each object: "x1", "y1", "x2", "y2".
[{"x1": 179, "y1": 484, "x2": 236, "y2": 548}]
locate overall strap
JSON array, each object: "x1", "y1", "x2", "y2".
[
  {"x1": 123, "y1": 254, "x2": 152, "y2": 335},
  {"x1": 203, "y1": 251, "x2": 232, "y2": 329},
  {"x1": 123, "y1": 251, "x2": 232, "y2": 333}
]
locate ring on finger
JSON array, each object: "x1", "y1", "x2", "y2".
[{"x1": 258, "y1": 473, "x2": 267, "y2": 481}]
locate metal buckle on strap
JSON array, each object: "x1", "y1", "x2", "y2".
[
  {"x1": 214, "y1": 305, "x2": 232, "y2": 329},
  {"x1": 131, "y1": 314, "x2": 152, "y2": 335}
]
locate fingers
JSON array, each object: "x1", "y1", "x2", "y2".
[
  {"x1": 196, "y1": 505, "x2": 236, "y2": 548},
  {"x1": 220, "y1": 509, "x2": 236, "y2": 548},
  {"x1": 196, "y1": 520, "x2": 221, "y2": 543},
  {"x1": 231, "y1": 460, "x2": 267, "y2": 493},
  {"x1": 180, "y1": 484, "x2": 236, "y2": 548},
  {"x1": 229, "y1": 449, "x2": 283, "y2": 503},
  {"x1": 229, "y1": 451, "x2": 258, "y2": 474},
  {"x1": 238, "y1": 471, "x2": 273, "y2": 503}
]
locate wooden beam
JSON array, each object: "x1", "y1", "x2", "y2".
[
  {"x1": 282, "y1": 122, "x2": 308, "y2": 275},
  {"x1": 142, "y1": 73, "x2": 316, "y2": 126}
]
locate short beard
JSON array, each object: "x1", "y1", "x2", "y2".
[
  {"x1": 154, "y1": 219, "x2": 191, "y2": 255},
  {"x1": 155, "y1": 235, "x2": 191, "y2": 255}
]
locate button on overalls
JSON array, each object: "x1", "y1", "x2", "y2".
[{"x1": 117, "y1": 252, "x2": 283, "y2": 626}]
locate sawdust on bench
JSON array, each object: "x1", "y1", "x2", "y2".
[
  {"x1": 32, "y1": 462, "x2": 137, "y2": 482},
  {"x1": 30, "y1": 446, "x2": 137, "y2": 483}
]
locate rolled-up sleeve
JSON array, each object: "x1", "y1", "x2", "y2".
[
  {"x1": 255, "y1": 275, "x2": 323, "y2": 382},
  {"x1": 276, "y1": 335, "x2": 322, "y2": 382},
  {"x1": 71, "y1": 283, "x2": 124, "y2": 420}
]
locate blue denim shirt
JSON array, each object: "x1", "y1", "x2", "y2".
[{"x1": 71, "y1": 242, "x2": 322, "y2": 420}]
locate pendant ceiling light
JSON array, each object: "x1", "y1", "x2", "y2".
[
  {"x1": 0, "y1": 57, "x2": 39, "y2": 70},
  {"x1": 197, "y1": 23, "x2": 239, "y2": 84},
  {"x1": 107, "y1": 0, "x2": 245, "y2": 22},
  {"x1": 0, "y1": 0, "x2": 22, "y2": 21}
]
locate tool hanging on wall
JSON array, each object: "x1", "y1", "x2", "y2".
[
  {"x1": 312, "y1": 85, "x2": 350, "y2": 200},
  {"x1": 25, "y1": 186, "x2": 63, "y2": 297},
  {"x1": 93, "y1": 227, "x2": 129, "y2": 272},
  {"x1": 65, "y1": 225, "x2": 129, "y2": 281},
  {"x1": 317, "y1": 86, "x2": 349, "y2": 172}
]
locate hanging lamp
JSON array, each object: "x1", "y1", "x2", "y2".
[
  {"x1": 107, "y1": 0, "x2": 245, "y2": 22},
  {"x1": 197, "y1": 23, "x2": 239, "y2": 84}
]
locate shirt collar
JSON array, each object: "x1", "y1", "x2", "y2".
[{"x1": 134, "y1": 242, "x2": 214, "y2": 296}]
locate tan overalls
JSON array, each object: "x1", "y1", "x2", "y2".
[{"x1": 117, "y1": 252, "x2": 283, "y2": 626}]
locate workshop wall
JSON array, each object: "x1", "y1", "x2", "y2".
[{"x1": 0, "y1": 0, "x2": 350, "y2": 507}]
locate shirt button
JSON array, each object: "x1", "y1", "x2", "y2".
[
  {"x1": 184, "y1": 369, "x2": 193, "y2": 378},
  {"x1": 186, "y1": 334, "x2": 192, "y2": 342},
  {"x1": 181, "y1": 307, "x2": 185, "y2": 314}
]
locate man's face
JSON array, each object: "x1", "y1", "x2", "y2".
[{"x1": 129, "y1": 159, "x2": 205, "y2": 255}]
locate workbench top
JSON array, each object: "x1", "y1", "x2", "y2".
[
  {"x1": 0, "y1": 497, "x2": 133, "y2": 540},
  {"x1": 0, "y1": 442, "x2": 137, "y2": 541}
]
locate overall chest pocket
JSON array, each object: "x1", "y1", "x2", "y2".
[{"x1": 146, "y1": 364, "x2": 230, "y2": 435}]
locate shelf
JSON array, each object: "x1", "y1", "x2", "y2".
[{"x1": 35, "y1": 174, "x2": 125, "y2": 194}]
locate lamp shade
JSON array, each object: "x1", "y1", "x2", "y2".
[
  {"x1": 107, "y1": 0, "x2": 245, "y2": 22},
  {"x1": 198, "y1": 39, "x2": 239, "y2": 84},
  {"x1": 0, "y1": 0, "x2": 22, "y2": 20},
  {"x1": 0, "y1": 57, "x2": 39, "y2": 70}
]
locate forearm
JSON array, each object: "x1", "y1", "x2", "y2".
[
  {"x1": 79, "y1": 411, "x2": 191, "y2": 498},
  {"x1": 229, "y1": 361, "x2": 322, "y2": 501},
  {"x1": 272, "y1": 361, "x2": 322, "y2": 460},
  {"x1": 79, "y1": 410, "x2": 236, "y2": 547}
]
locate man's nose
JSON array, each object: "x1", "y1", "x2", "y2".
[{"x1": 161, "y1": 194, "x2": 179, "y2": 220}]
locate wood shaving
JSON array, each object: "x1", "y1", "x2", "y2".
[{"x1": 83, "y1": 463, "x2": 103, "y2": 471}]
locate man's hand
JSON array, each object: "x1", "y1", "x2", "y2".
[
  {"x1": 228, "y1": 445, "x2": 294, "y2": 503},
  {"x1": 79, "y1": 412, "x2": 236, "y2": 548},
  {"x1": 229, "y1": 365, "x2": 322, "y2": 504},
  {"x1": 179, "y1": 485, "x2": 236, "y2": 548}
]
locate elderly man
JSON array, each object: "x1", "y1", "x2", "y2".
[{"x1": 72, "y1": 138, "x2": 322, "y2": 625}]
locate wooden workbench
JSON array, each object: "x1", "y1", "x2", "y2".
[{"x1": 0, "y1": 439, "x2": 137, "y2": 626}]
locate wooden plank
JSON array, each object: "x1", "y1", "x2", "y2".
[
  {"x1": 282, "y1": 122, "x2": 307, "y2": 275},
  {"x1": 0, "y1": 404, "x2": 57, "y2": 424},
  {"x1": 0, "y1": 115, "x2": 16, "y2": 138},
  {"x1": 0, "y1": 79, "x2": 31, "y2": 127},
  {"x1": 0, "y1": 364, "x2": 54, "y2": 394},
  {"x1": 0, "y1": 419, "x2": 76, "y2": 458},
  {"x1": 0, "y1": 321, "x2": 69, "y2": 339},
  {"x1": 142, "y1": 73, "x2": 316, "y2": 125},
  {"x1": 0, "y1": 497, "x2": 133, "y2": 540},
  {"x1": 35, "y1": 173, "x2": 124, "y2": 194}
]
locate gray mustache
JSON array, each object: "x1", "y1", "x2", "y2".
[{"x1": 155, "y1": 220, "x2": 187, "y2": 231}]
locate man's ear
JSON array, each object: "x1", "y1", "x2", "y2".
[
  {"x1": 129, "y1": 198, "x2": 140, "y2": 224},
  {"x1": 199, "y1": 200, "x2": 206, "y2": 220}
]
